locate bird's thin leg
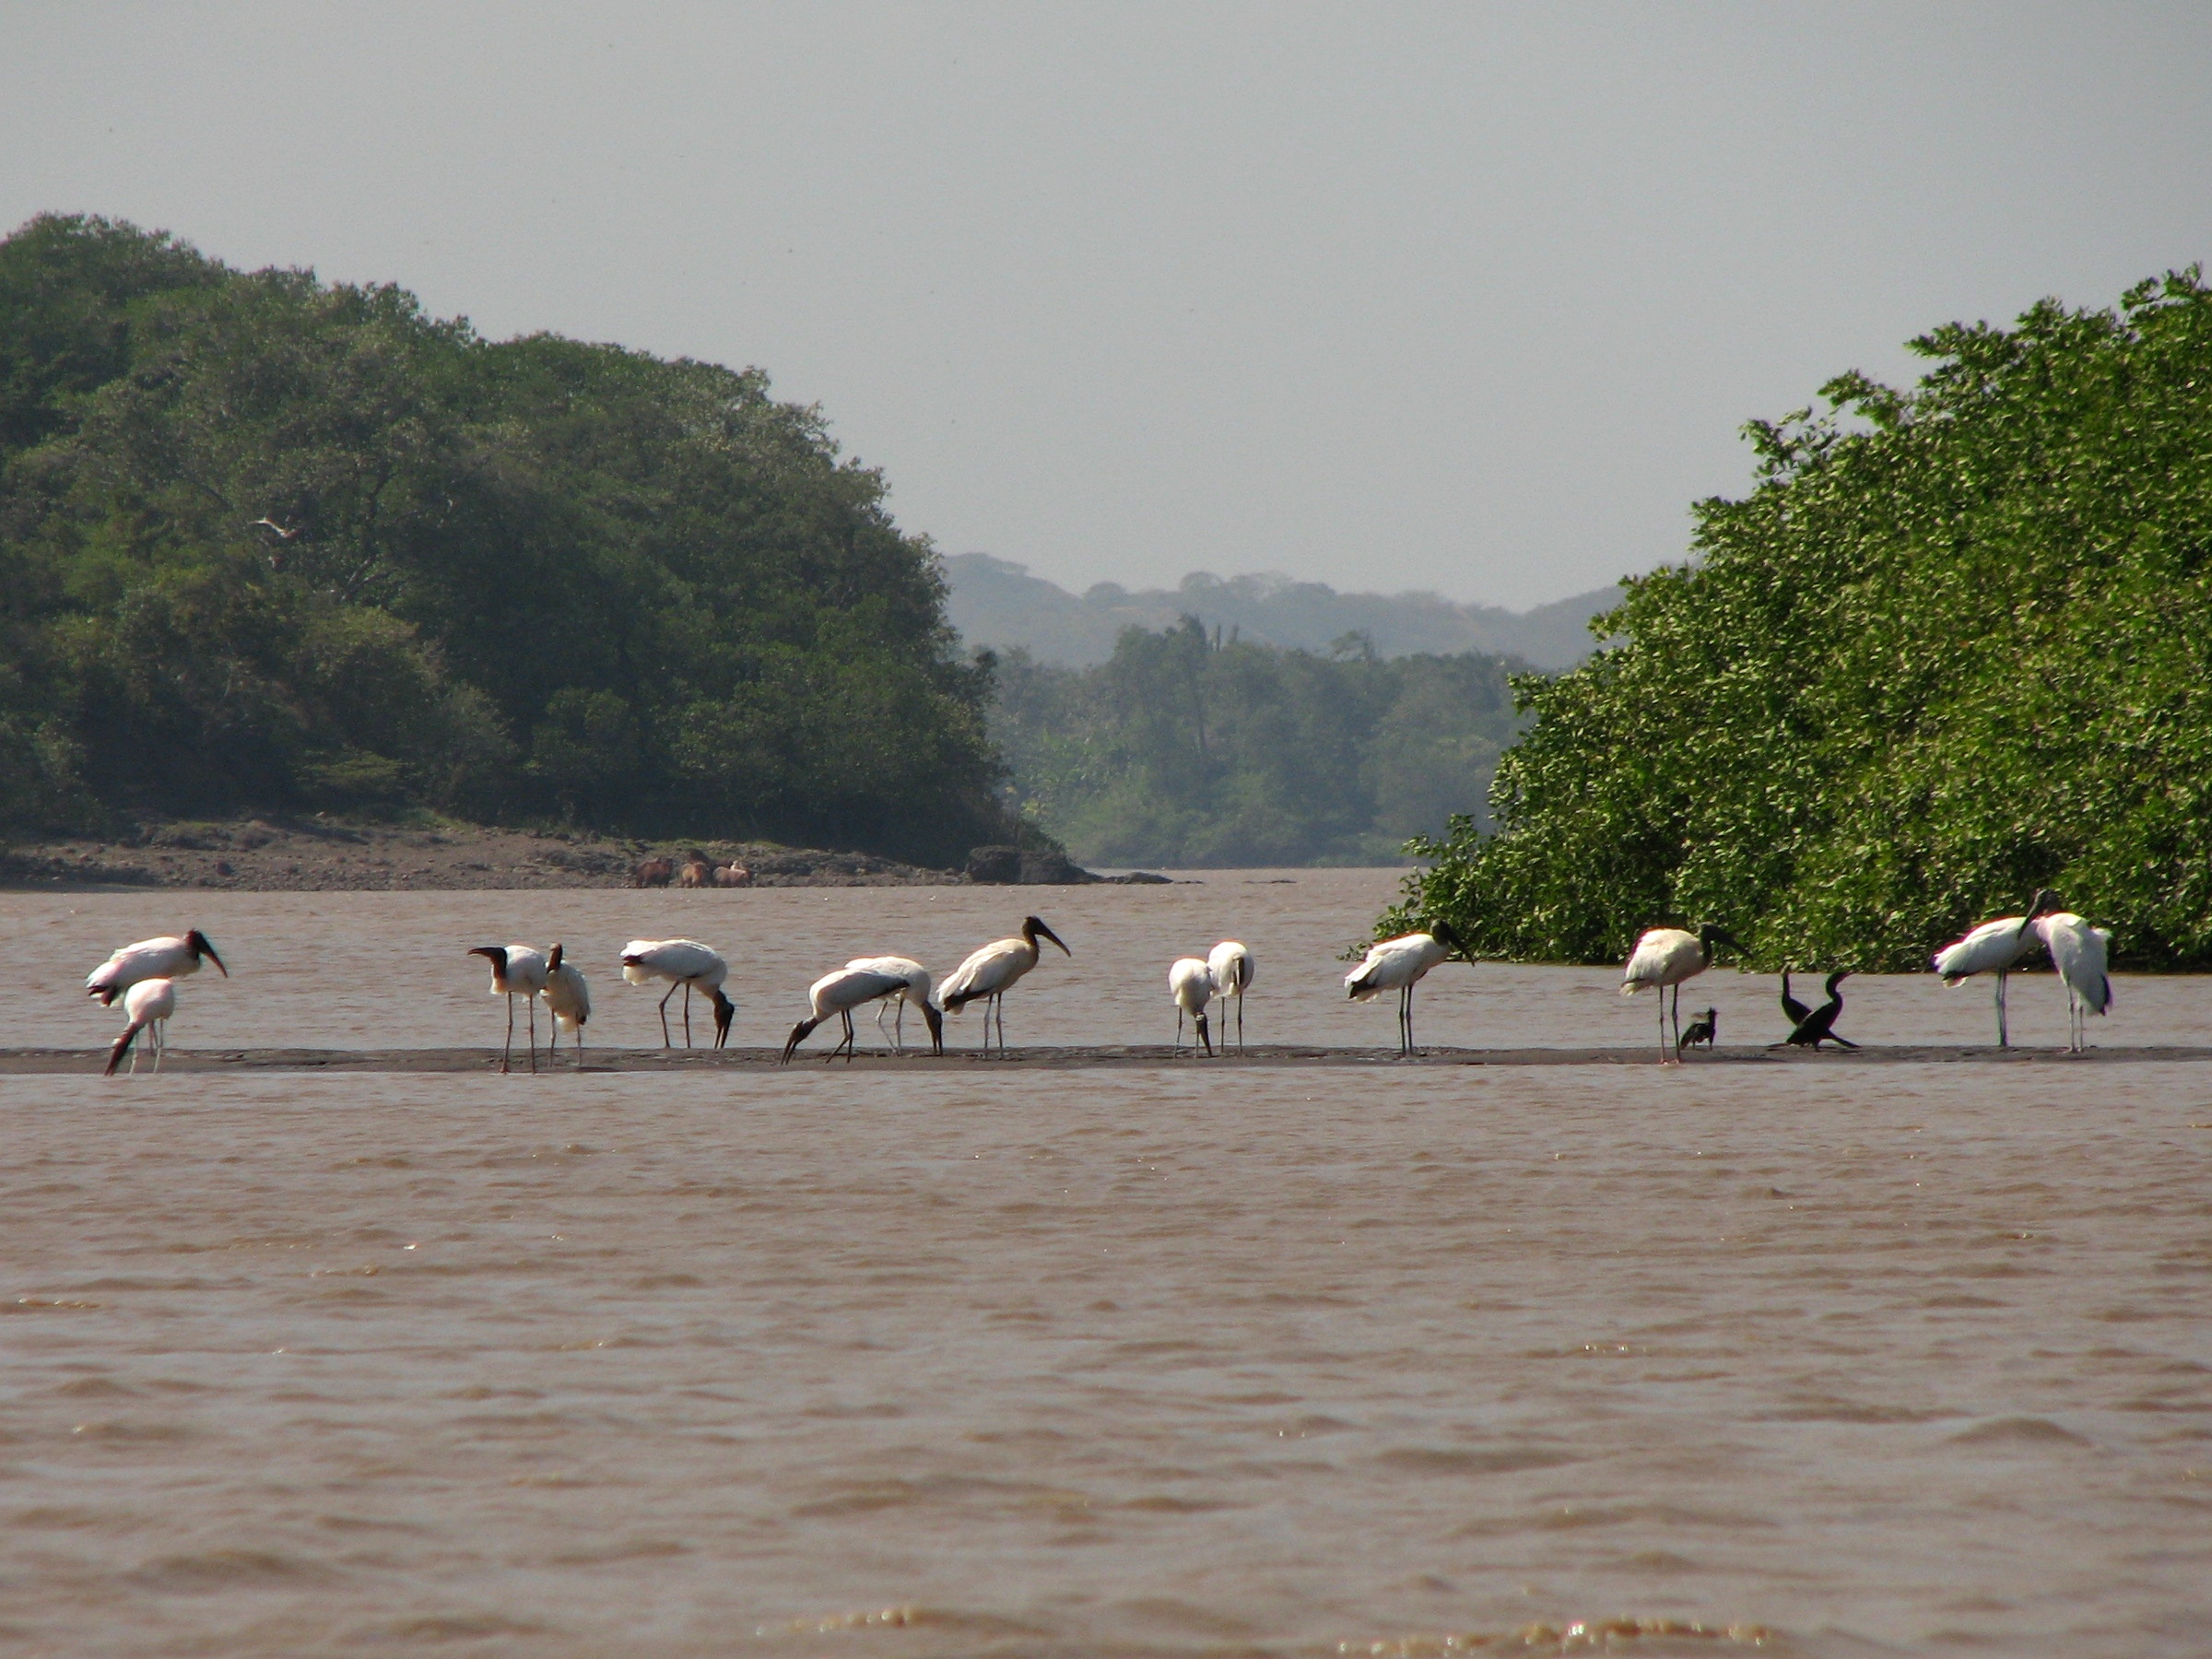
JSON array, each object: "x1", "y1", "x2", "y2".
[
  {"x1": 1657, "y1": 997, "x2": 1667, "y2": 1065},
  {"x1": 1238, "y1": 996, "x2": 1246, "y2": 1053},
  {"x1": 1670, "y1": 984, "x2": 1682, "y2": 1056},
  {"x1": 895, "y1": 1000, "x2": 907, "y2": 1053},
  {"x1": 657, "y1": 983, "x2": 676, "y2": 1048},
  {"x1": 1996, "y1": 971, "x2": 2008, "y2": 1049},
  {"x1": 577, "y1": 1026, "x2": 586, "y2": 1072},
  {"x1": 995, "y1": 995, "x2": 1007, "y2": 1055},
  {"x1": 683, "y1": 982, "x2": 694, "y2": 1048},
  {"x1": 501, "y1": 994, "x2": 515, "y2": 1074},
  {"x1": 528, "y1": 996, "x2": 538, "y2": 1075},
  {"x1": 1176, "y1": 1007, "x2": 1184, "y2": 1054}
]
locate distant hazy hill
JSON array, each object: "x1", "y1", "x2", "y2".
[{"x1": 944, "y1": 554, "x2": 1618, "y2": 670}]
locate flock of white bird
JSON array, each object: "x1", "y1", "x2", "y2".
[{"x1": 77, "y1": 892, "x2": 2115, "y2": 1075}]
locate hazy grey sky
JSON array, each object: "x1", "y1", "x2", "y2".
[{"x1": 5, "y1": 4, "x2": 2209, "y2": 608}]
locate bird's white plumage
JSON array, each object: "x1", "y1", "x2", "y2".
[
  {"x1": 1933, "y1": 915, "x2": 2041, "y2": 982},
  {"x1": 106, "y1": 977, "x2": 177, "y2": 1075},
  {"x1": 942, "y1": 937, "x2": 1039, "y2": 1006},
  {"x1": 1345, "y1": 932, "x2": 1447, "y2": 1000},
  {"x1": 1207, "y1": 940, "x2": 1253, "y2": 997},
  {"x1": 806, "y1": 966, "x2": 910, "y2": 1018},
  {"x1": 1170, "y1": 957, "x2": 1213, "y2": 1016},
  {"x1": 479, "y1": 945, "x2": 549, "y2": 997},
  {"x1": 2037, "y1": 913, "x2": 2112, "y2": 1016},
  {"x1": 542, "y1": 958, "x2": 590, "y2": 1032},
  {"x1": 620, "y1": 939, "x2": 726, "y2": 989},
  {"x1": 1620, "y1": 928, "x2": 1710, "y2": 995},
  {"x1": 846, "y1": 955, "x2": 933, "y2": 1007},
  {"x1": 86, "y1": 934, "x2": 222, "y2": 1004}
]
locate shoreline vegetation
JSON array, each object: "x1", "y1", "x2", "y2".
[{"x1": 1390, "y1": 270, "x2": 2212, "y2": 971}]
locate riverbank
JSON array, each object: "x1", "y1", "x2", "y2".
[{"x1": 0, "y1": 816, "x2": 971, "y2": 891}]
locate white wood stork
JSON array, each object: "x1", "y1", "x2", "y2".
[
  {"x1": 469, "y1": 945, "x2": 549, "y2": 1074},
  {"x1": 620, "y1": 938, "x2": 734, "y2": 1049},
  {"x1": 1346, "y1": 920, "x2": 1465, "y2": 1056},
  {"x1": 1170, "y1": 956, "x2": 1214, "y2": 1056},
  {"x1": 1622, "y1": 923, "x2": 1746, "y2": 1063},
  {"x1": 1207, "y1": 940, "x2": 1253, "y2": 1053},
  {"x1": 782, "y1": 963, "x2": 925, "y2": 1063},
  {"x1": 2035, "y1": 912, "x2": 2112, "y2": 1053},
  {"x1": 541, "y1": 943, "x2": 592, "y2": 1069},
  {"x1": 843, "y1": 955, "x2": 943, "y2": 1054},
  {"x1": 86, "y1": 930, "x2": 227, "y2": 1006},
  {"x1": 940, "y1": 916, "x2": 1071, "y2": 1055},
  {"x1": 1933, "y1": 890, "x2": 2055, "y2": 1048},
  {"x1": 104, "y1": 978, "x2": 177, "y2": 1076}
]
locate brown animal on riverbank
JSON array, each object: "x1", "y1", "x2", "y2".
[
  {"x1": 712, "y1": 863, "x2": 752, "y2": 888},
  {"x1": 633, "y1": 856, "x2": 675, "y2": 888},
  {"x1": 678, "y1": 858, "x2": 712, "y2": 888}
]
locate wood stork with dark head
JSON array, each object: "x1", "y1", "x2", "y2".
[
  {"x1": 86, "y1": 930, "x2": 226, "y2": 1006},
  {"x1": 782, "y1": 962, "x2": 936, "y2": 1063},
  {"x1": 2035, "y1": 912, "x2": 2112, "y2": 1053},
  {"x1": 620, "y1": 938, "x2": 734, "y2": 1049},
  {"x1": 1346, "y1": 920, "x2": 1465, "y2": 1056},
  {"x1": 1170, "y1": 956, "x2": 1214, "y2": 1056},
  {"x1": 1933, "y1": 890, "x2": 2056, "y2": 1048},
  {"x1": 1622, "y1": 923, "x2": 1746, "y2": 1063},
  {"x1": 469, "y1": 945, "x2": 549, "y2": 1073},
  {"x1": 1207, "y1": 940, "x2": 1253, "y2": 1052},
  {"x1": 104, "y1": 978, "x2": 177, "y2": 1076},
  {"x1": 541, "y1": 943, "x2": 591, "y2": 1068},
  {"x1": 842, "y1": 955, "x2": 943, "y2": 1054},
  {"x1": 940, "y1": 916, "x2": 1071, "y2": 1055}
]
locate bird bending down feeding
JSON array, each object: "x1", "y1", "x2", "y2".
[
  {"x1": 939, "y1": 916, "x2": 1071, "y2": 1056},
  {"x1": 782, "y1": 962, "x2": 943, "y2": 1063},
  {"x1": 2036, "y1": 912, "x2": 2112, "y2": 1053},
  {"x1": 1169, "y1": 957, "x2": 1214, "y2": 1056},
  {"x1": 470, "y1": 945, "x2": 549, "y2": 1074},
  {"x1": 1621, "y1": 923, "x2": 1746, "y2": 1064},
  {"x1": 541, "y1": 944, "x2": 592, "y2": 1069},
  {"x1": 1933, "y1": 890, "x2": 2056, "y2": 1048},
  {"x1": 1207, "y1": 940, "x2": 1253, "y2": 1052},
  {"x1": 86, "y1": 930, "x2": 227, "y2": 1005},
  {"x1": 1783, "y1": 971, "x2": 1858, "y2": 1050},
  {"x1": 1345, "y1": 920, "x2": 1465, "y2": 1057},
  {"x1": 620, "y1": 938, "x2": 734, "y2": 1049},
  {"x1": 1677, "y1": 1007, "x2": 1717, "y2": 1056},
  {"x1": 104, "y1": 978, "x2": 177, "y2": 1076},
  {"x1": 841, "y1": 956, "x2": 941, "y2": 1053}
]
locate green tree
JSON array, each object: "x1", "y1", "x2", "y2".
[{"x1": 1388, "y1": 271, "x2": 2212, "y2": 968}]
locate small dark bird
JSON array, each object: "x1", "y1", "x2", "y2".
[
  {"x1": 1677, "y1": 1007, "x2": 1718, "y2": 1055},
  {"x1": 1780, "y1": 969, "x2": 1811, "y2": 1029},
  {"x1": 1785, "y1": 971, "x2": 1859, "y2": 1049}
]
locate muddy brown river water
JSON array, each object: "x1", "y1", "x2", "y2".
[{"x1": 3, "y1": 872, "x2": 2208, "y2": 1655}]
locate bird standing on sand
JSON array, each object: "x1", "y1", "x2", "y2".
[
  {"x1": 620, "y1": 938, "x2": 735, "y2": 1049},
  {"x1": 470, "y1": 945, "x2": 549, "y2": 1074},
  {"x1": 1783, "y1": 971, "x2": 1858, "y2": 1050},
  {"x1": 104, "y1": 978, "x2": 177, "y2": 1076},
  {"x1": 1346, "y1": 921, "x2": 1464, "y2": 1057},
  {"x1": 782, "y1": 962, "x2": 943, "y2": 1063},
  {"x1": 2036, "y1": 912, "x2": 2112, "y2": 1053},
  {"x1": 86, "y1": 930, "x2": 227, "y2": 1005},
  {"x1": 1780, "y1": 969, "x2": 1811, "y2": 1030},
  {"x1": 1622, "y1": 924, "x2": 1746, "y2": 1064},
  {"x1": 1207, "y1": 940, "x2": 1253, "y2": 1052},
  {"x1": 1170, "y1": 956, "x2": 1214, "y2": 1056},
  {"x1": 842, "y1": 955, "x2": 942, "y2": 1054},
  {"x1": 1677, "y1": 1007, "x2": 1717, "y2": 1056},
  {"x1": 940, "y1": 916, "x2": 1072, "y2": 1056},
  {"x1": 541, "y1": 944, "x2": 591, "y2": 1069},
  {"x1": 1933, "y1": 890, "x2": 2056, "y2": 1048}
]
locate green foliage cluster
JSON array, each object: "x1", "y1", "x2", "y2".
[
  {"x1": 0, "y1": 215, "x2": 1011, "y2": 865},
  {"x1": 991, "y1": 618, "x2": 1521, "y2": 866},
  {"x1": 1391, "y1": 272, "x2": 2212, "y2": 969}
]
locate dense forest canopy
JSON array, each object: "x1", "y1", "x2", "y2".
[
  {"x1": 1387, "y1": 272, "x2": 2212, "y2": 970},
  {"x1": 992, "y1": 618, "x2": 1523, "y2": 866},
  {"x1": 0, "y1": 214, "x2": 1011, "y2": 865}
]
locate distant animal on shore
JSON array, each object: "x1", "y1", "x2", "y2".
[
  {"x1": 633, "y1": 856, "x2": 675, "y2": 888},
  {"x1": 1783, "y1": 971, "x2": 1857, "y2": 1049},
  {"x1": 1677, "y1": 1007, "x2": 1717, "y2": 1054},
  {"x1": 677, "y1": 858, "x2": 712, "y2": 888},
  {"x1": 712, "y1": 863, "x2": 752, "y2": 888},
  {"x1": 86, "y1": 930, "x2": 228, "y2": 1006}
]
